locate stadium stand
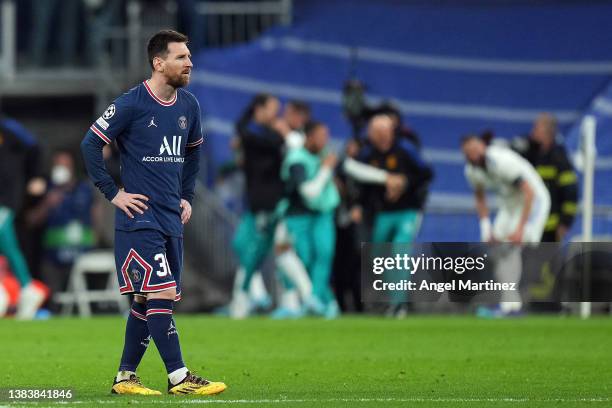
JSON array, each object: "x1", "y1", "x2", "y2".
[
  {"x1": 1, "y1": 0, "x2": 612, "y2": 314},
  {"x1": 187, "y1": 0, "x2": 612, "y2": 241}
]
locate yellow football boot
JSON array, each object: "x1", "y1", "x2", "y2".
[
  {"x1": 111, "y1": 374, "x2": 162, "y2": 395},
  {"x1": 168, "y1": 371, "x2": 227, "y2": 396}
]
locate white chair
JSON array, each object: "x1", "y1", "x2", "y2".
[{"x1": 55, "y1": 250, "x2": 129, "y2": 317}]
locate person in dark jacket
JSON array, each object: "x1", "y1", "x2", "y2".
[
  {"x1": 512, "y1": 113, "x2": 578, "y2": 242},
  {"x1": 355, "y1": 115, "x2": 433, "y2": 314},
  {"x1": 229, "y1": 94, "x2": 284, "y2": 318}
]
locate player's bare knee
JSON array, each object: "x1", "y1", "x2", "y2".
[
  {"x1": 133, "y1": 294, "x2": 147, "y2": 304},
  {"x1": 146, "y1": 288, "x2": 176, "y2": 300}
]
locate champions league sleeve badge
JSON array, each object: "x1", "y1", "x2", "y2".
[{"x1": 103, "y1": 104, "x2": 116, "y2": 119}]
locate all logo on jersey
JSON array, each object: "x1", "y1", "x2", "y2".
[
  {"x1": 160, "y1": 135, "x2": 182, "y2": 156},
  {"x1": 142, "y1": 135, "x2": 184, "y2": 163},
  {"x1": 178, "y1": 116, "x2": 187, "y2": 130},
  {"x1": 103, "y1": 104, "x2": 116, "y2": 119}
]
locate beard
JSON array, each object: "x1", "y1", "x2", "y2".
[
  {"x1": 469, "y1": 156, "x2": 486, "y2": 168},
  {"x1": 167, "y1": 72, "x2": 190, "y2": 88}
]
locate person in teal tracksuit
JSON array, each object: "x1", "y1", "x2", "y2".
[
  {"x1": 281, "y1": 121, "x2": 340, "y2": 318},
  {"x1": 356, "y1": 115, "x2": 433, "y2": 313}
]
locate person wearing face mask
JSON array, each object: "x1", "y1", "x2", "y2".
[
  {"x1": 28, "y1": 150, "x2": 96, "y2": 304},
  {"x1": 0, "y1": 115, "x2": 48, "y2": 319}
]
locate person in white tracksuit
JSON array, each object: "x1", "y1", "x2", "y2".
[{"x1": 462, "y1": 135, "x2": 551, "y2": 314}]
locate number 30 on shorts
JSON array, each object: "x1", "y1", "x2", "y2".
[{"x1": 154, "y1": 253, "x2": 172, "y2": 277}]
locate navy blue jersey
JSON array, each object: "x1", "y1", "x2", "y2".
[{"x1": 81, "y1": 81, "x2": 203, "y2": 237}]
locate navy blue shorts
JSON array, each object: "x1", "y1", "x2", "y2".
[{"x1": 114, "y1": 229, "x2": 183, "y2": 301}]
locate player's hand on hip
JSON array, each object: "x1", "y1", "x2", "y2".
[
  {"x1": 180, "y1": 199, "x2": 192, "y2": 224},
  {"x1": 111, "y1": 189, "x2": 149, "y2": 219}
]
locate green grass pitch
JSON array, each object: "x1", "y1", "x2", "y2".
[{"x1": 1, "y1": 316, "x2": 612, "y2": 407}]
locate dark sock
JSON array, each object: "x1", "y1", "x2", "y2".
[
  {"x1": 118, "y1": 301, "x2": 150, "y2": 373},
  {"x1": 146, "y1": 299, "x2": 185, "y2": 373}
]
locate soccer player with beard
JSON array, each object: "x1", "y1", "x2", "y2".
[
  {"x1": 81, "y1": 30, "x2": 227, "y2": 396},
  {"x1": 462, "y1": 135, "x2": 550, "y2": 316}
]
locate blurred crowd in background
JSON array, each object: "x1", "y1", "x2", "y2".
[
  {"x1": 0, "y1": 117, "x2": 122, "y2": 317},
  {"x1": 214, "y1": 92, "x2": 579, "y2": 319},
  {"x1": 0, "y1": 0, "x2": 602, "y2": 319},
  {"x1": 13, "y1": 0, "x2": 280, "y2": 69},
  {"x1": 0, "y1": 94, "x2": 578, "y2": 318}
]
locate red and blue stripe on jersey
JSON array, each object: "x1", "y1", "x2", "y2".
[{"x1": 84, "y1": 81, "x2": 203, "y2": 237}]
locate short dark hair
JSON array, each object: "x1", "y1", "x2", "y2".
[
  {"x1": 237, "y1": 93, "x2": 275, "y2": 129},
  {"x1": 460, "y1": 130, "x2": 493, "y2": 146},
  {"x1": 460, "y1": 134, "x2": 479, "y2": 146},
  {"x1": 287, "y1": 100, "x2": 311, "y2": 117},
  {"x1": 304, "y1": 120, "x2": 324, "y2": 137},
  {"x1": 147, "y1": 30, "x2": 189, "y2": 69}
]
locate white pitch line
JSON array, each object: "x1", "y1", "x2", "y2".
[{"x1": 7, "y1": 397, "x2": 611, "y2": 405}]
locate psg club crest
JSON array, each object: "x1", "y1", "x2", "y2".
[
  {"x1": 103, "y1": 104, "x2": 116, "y2": 119},
  {"x1": 131, "y1": 268, "x2": 142, "y2": 282},
  {"x1": 178, "y1": 116, "x2": 187, "y2": 130}
]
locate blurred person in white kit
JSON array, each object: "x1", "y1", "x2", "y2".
[{"x1": 462, "y1": 134, "x2": 550, "y2": 316}]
